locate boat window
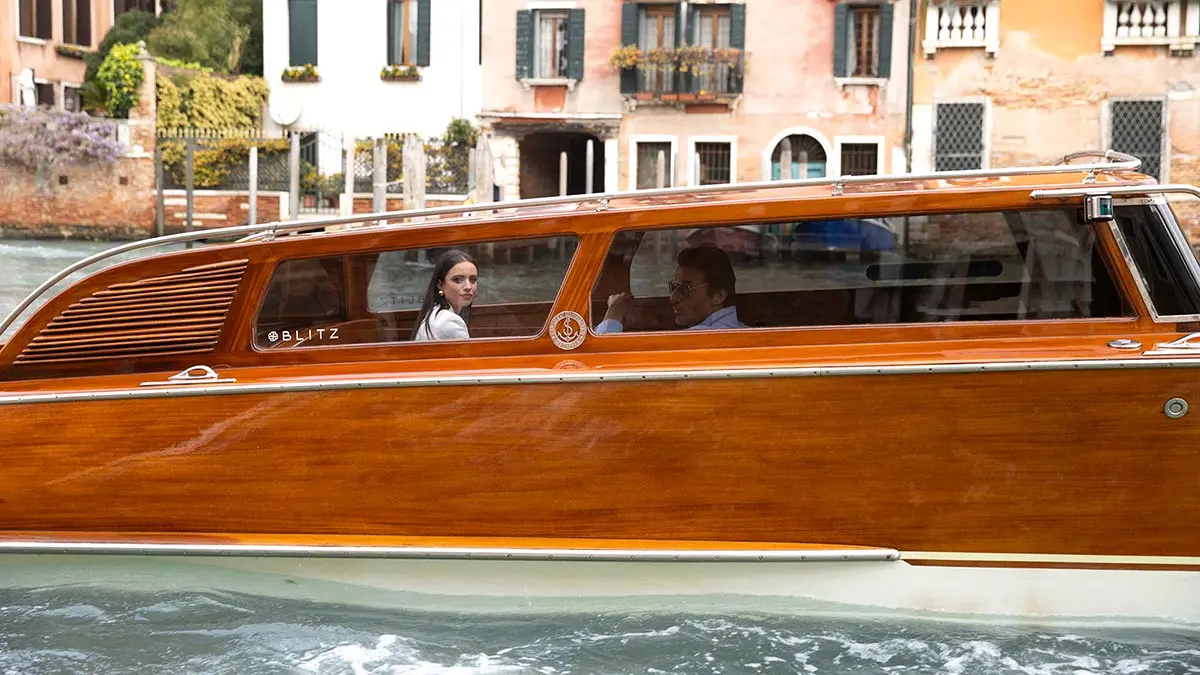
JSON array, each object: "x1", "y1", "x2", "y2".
[
  {"x1": 590, "y1": 209, "x2": 1127, "y2": 332},
  {"x1": 1113, "y1": 203, "x2": 1200, "y2": 318},
  {"x1": 256, "y1": 236, "x2": 578, "y2": 349}
]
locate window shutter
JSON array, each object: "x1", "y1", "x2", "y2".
[
  {"x1": 79, "y1": 0, "x2": 92, "y2": 47},
  {"x1": 567, "y1": 9, "x2": 585, "y2": 80},
  {"x1": 386, "y1": 1, "x2": 396, "y2": 65},
  {"x1": 515, "y1": 9, "x2": 533, "y2": 80},
  {"x1": 416, "y1": 0, "x2": 431, "y2": 66},
  {"x1": 877, "y1": 3, "x2": 893, "y2": 79},
  {"x1": 730, "y1": 4, "x2": 746, "y2": 93},
  {"x1": 288, "y1": 0, "x2": 318, "y2": 67},
  {"x1": 832, "y1": 3, "x2": 849, "y2": 78},
  {"x1": 619, "y1": 3, "x2": 638, "y2": 94},
  {"x1": 37, "y1": 0, "x2": 52, "y2": 39}
]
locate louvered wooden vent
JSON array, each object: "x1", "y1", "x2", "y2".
[{"x1": 15, "y1": 259, "x2": 248, "y2": 365}]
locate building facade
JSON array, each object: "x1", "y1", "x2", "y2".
[
  {"x1": 479, "y1": 0, "x2": 912, "y2": 201},
  {"x1": 913, "y1": 0, "x2": 1200, "y2": 184},
  {"x1": 262, "y1": 0, "x2": 482, "y2": 142},
  {"x1": 2, "y1": 0, "x2": 156, "y2": 108}
]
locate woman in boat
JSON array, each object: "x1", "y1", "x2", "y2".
[{"x1": 411, "y1": 249, "x2": 478, "y2": 341}]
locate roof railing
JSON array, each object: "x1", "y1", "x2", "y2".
[{"x1": 0, "y1": 151, "x2": 1146, "y2": 339}]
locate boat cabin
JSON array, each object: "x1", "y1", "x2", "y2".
[{"x1": 1, "y1": 153, "x2": 1199, "y2": 382}]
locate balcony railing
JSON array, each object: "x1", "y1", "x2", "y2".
[
  {"x1": 617, "y1": 47, "x2": 745, "y2": 103},
  {"x1": 1102, "y1": 1, "x2": 1200, "y2": 54},
  {"x1": 922, "y1": 0, "x2": 1000, "y2": 58}
]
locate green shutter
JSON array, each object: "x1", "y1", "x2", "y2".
[
  {"x1": 515, "y1": 9, "x2": 533, "y2": 79},
  {"x1": 567, "y1": 9, "x2": 586, "y2": 80},
  {"x1": 289, "y1": 0, "x2": 318, "y2": 67},
  {"x1": 416, "y1": 0, "x2": 431, "y2": 66},
  {"x1": 877, "y1": 3, "x2": 893, "y2": 78},
  {"x1": 387, "y1": 1, "x2": 396, "y2": 65},
  {"x1": 832, "y1": 3, "x2": 849, "y2": 78},
  {"x1": 730, "y1": 4, "x2": 745, "y2": 93},
  {"x1": 619, "y1": 3, "x2": 638, "y2": 94}
]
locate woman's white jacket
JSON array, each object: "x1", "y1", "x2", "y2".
[{"x1": 412, "y1": 306, "x2": 469, "y2": 341}]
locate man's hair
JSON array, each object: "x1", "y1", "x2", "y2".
[{"x1": 677, "y1": 244, "x2": 736, "y2": 307}]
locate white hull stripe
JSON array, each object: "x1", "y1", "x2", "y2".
[
  {"x1": 904, "y1": 551, "x2": 1200, "y2": 566},
  {"x1": 4, "y1": 357, "x2": 1200, "y2": 406}
]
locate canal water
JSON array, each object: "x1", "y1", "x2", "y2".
[{"x1": 2, "y1": 238, "x2": 1200, "y2": 674}]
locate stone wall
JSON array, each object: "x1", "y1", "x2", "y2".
[
  {"x1": 0, "y1": 157, "x2": 156, "y2": 240},
  {"x1": 161, "y1": 190, "x2": 285, "y2": 232}
]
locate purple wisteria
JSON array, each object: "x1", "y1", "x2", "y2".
[{"x1": 0, "y1": 106, "x2": 123, "y2": 170}]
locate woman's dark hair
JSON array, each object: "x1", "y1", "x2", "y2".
[{"x1": 411, "y1": 249, "x2": 476, "y2": 339}]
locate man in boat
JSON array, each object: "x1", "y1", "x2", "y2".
[{"x1": 596, "y1": 244, "x2": 747, "y2": 333}]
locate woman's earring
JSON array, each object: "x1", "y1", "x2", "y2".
[{"x1": 438, "y1": 289, "x2": 444, "y2": 297}]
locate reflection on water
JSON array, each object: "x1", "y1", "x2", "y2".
[{"x1": 1, "y1": 586, "x2": 1198, "y2": 675}]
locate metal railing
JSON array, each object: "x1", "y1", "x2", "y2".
[{"x1": 0, "y1": 151, "x2": 1149, "y2": 338}]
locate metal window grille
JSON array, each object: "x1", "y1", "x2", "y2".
[
  {"x1": 695, "y1": 142, "x2": 732, "y2": 185},
  {"x1": 636, "y1": 142, "x2": 673, "y2": 189},
  {"x1": 934, "y1": 102, "x2": 985, "y2": 171},
  {"x1": 840, "y1": 143, "x2": 879, "y2": 176},
  {"x1": 850, "y1": 6, "x2": 880, "y2": 78},
  {"x1": 1110, "y1": 99, "x2": 1164, "y2": 180}
]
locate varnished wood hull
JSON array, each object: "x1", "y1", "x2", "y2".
[{"x1": 3, "y1": 365, "x2": 1200, "y2": 558}]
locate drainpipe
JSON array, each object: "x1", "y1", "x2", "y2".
[{"x1": 904, "y1": 0, "x2": 918, "y2": 174}]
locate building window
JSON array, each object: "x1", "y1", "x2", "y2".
[
  {"x1": 849, "y1": 6, "x2": 880, "y2": 77},
  {"x1": 840, "y1": 142, "x2": 880, "y2": 176},
  {"x1": 388, "y1": 0, "x2": 422, "y2": 66},
  {"x1": 638, "y1": 5, "x2": 676, "y2": 93},
  {"x1": 772, "y1": 135, "x2": 827, "y2": 180},
  {"x1": 19, "y1": 0, "x2": 52, "y2": 39},
  {"x1": 636, "y1": 141, "x2": 673, "y2": 189},
  {"x1": 533, "y1": 10, "x2": 569, "y2": 78},
  {"x1": 288, "y1": 0, "x2": 318, "y2": 67},
  {"x1": 35, "y1": 81, "x2": 55, "y2": 107},
  {"x1": 63, "y1": 85, "x2": 82, "y2": 112},
  {"x1": 114, "y1": 0, "x2": 155, "y2": 17},
  {"x1": 691, "y1": 4, "x2": 732, "y2": 94},
  {"x1": 934, "y1": 101, "x2": 986, "y2": 171},
  {"x1": 516, "y1": 8, "x2": 584, "y2": 82},
  {"x1": 1110, "y1": 99, "x2": 1165, "y2": 180},
  {"x1": 834, "y1": 3, "x2": 894, "y2": 79},
  {"x1": 63, "y1": 0, "x2": 93, "y2": 46},
  {"x1": 695, "y1": 142, "x2": 732, "y2": 185}
]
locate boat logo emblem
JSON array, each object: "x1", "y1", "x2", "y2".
[{"x1": 549, "y1": 311, "x2": 587, "y2": 351}]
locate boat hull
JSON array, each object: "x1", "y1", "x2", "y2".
[
  {"x1": 1, "y1": 551, "x2": 1198, "y2": 626},
  {"x1": 2, "y1": 364, "x2": 1200, "y2": 557}
]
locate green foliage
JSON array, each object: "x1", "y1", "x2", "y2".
[
  {"x1": 146, "y1": 0, "x2": 262, "y2": 74},
  {"x1": 85, "y1": 10, "x2": 159, "y2": 83},
  {"x1": 444, "y1": 118, "x2": 477, "y2": 146},
  {"x1": 96, "y1": 43, "x2": 145, "y2": 119},
  {"x1": 164, "y1": 136, "x2": 288, "y2": 188},
  {"x1": 156, "y1": 56, "x2": 214, "y2": 73}
]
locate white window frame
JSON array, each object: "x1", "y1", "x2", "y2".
[
  {"x1": 833, "y1": 135, "x2": 886, "y2": 176},
  {"x1": 32, "y1": 76, "x2": 53, "y2": 106},
  {"x1": 1102, "y1": 95, "x2": 1170, "y2": 182},
  {"x1": 15, "y1": 0, "x2": 51, "y2": 43},
  {"x1": 759, "y1": 127, "x2": 834, "y2": 181},
  {"x1": 687, "y1": 134, "x2": 738, "y2": 187},
  {"x1": 628, "y1": 134, "x2": 678, "y2": 191},
  {"x1": 61, "y1": 81, "x2": 83, "y2": 112},
  {"x1": 931, "y1": 96, "x2": 991, "y2": 171}
]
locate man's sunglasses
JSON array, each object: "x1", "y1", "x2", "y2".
[{"x1": 667, "y1": 281, "x2": 708, "y2": 297}]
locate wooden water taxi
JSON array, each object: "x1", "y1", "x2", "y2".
[{"x1": 2, "y1": 151, "x2": 1200, "y2": 624}]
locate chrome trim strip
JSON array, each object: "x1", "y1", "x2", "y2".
[
  {"x1": 904, "y1": 551, "x2": 1200, "y2": 566},
  {"x1": 0, "y1": 541, "x2": 898, "y2": 563},
  {"x1": 0, "y1": 157, "x2": 1144, "y2": 339},
  {"x1": 6, "y1": 358, "x2": 1200, "y2": 406}
]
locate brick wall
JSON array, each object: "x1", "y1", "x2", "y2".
[
  {"x1": 350, "y1": 195, "x2": 466, "y2": 214},
  {"x1": 162, "y1": 190, "x2": 284, "y2": 232},
  {"x1": 0, "y1": 157, "x2": 156, "y2": 240}
]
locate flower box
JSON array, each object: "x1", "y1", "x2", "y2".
[
  {"x1": 282, "y1": 65, "x2": 320, "y2": 83},
  {"x1": 381, "y1": 65, "x2": 421, "y2": 82},
  {"x1": 55, "y1": 44, "x2": 90, "y2": 60},
  {"x1": 660, "y1": 93, "x2": 679, "y2": 102},
  {"x1": 635, "y1": 91, "x2": 654, "y2": 101}
]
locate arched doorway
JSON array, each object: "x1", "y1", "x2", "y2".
[
  {"x1": 518, "y1": 132, "x2": 606, "y2": 199},
  {"x1": 771, "y1": 134, "x2": 827, "y2": 180}
]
